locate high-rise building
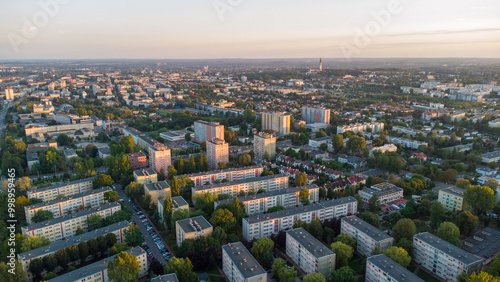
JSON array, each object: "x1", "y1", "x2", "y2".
[
  {"x1": 222, "y1": 242, "x2": 267, "y2": 282},
  {"x1": 149, "y1": 144, "x2": 171, "y2": 173},
  {"x1": 127, "y1": 152, "x2": 148, "y2": 169},
  {"x1": 319, "y1": 58, "x2": 323, "y2": 71},
  {"x1": 438, "y1": 186, "x2": 465, "y2": 212},
  {"x1": 254, "y1": 133, "x2": 276, "y2": 161},
  {"x1": 207, "y1": 138, "x2": 229, "y2": 170},
  {"x1": 302, "y1": 106, "x2": 330, "y2": 124},
  {"x1": 261, "y1": 112, "x2": 290, "y2": 135},
  {"x1": 5, "y1": 88, "x2": 14, "y2": 100},
  {"x1": 194, "y1": 120, "x2": 224, "y2": 143}
]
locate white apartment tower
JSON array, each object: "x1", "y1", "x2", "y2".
[
  {"x1": 254, "y1": 133, "x2": 276, "y2": 161},
  {"x1": 207, "y1": 138, "x2": 229, "y2": 170}
]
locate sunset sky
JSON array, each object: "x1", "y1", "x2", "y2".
[{"x1": 1, "y1": 0, "x2": 499, "y2": 59}]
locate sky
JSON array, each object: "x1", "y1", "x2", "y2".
[{"x1": 0, "y1": 0, "x2": 499, "y2": 59}]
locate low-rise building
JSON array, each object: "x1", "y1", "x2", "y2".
[
  {"x1": 192, "y1": 175, "x2": 289, "y2": 197},
  {"x1": 286, "y1": 228, "x2": 335, "y2": 279},
  {"x1": 243, "y1": 197, "x2": 357, "y2": 240},
  {"x1": 134, "y1": 168, "x2": 158, "y2": 184},
  {"x1": 176, "y1": 216, "x2": 213, "y2": 247},
  {"x1": 22, "y1": 202, "x2": 121, "y2": 242},
  {"x1": 158, "y1": 196, "x2": 189, "y2": 223},
  {"x1": 438, "y1": 186, "x2": 465, "y2": 212},
  {"x1": 144, "y1": 181, "x2": 171, "y2": 205},
  {"x1": 359, "y1": 183, "x2": 403, "y2": 205},
  {"x1": 413, "y1": 232, "x2": 483, "y2": 281},
  {"x1": 341, "y1": 216, "x2": 394, "y2": 257},
  {"x1": 27, "y1": 176, "x2": 95, "y2": 201},
  {"x1": 222, "y1": 242, "x2": 267, "y2": 282},
  {"x1": 187, "y1": 165, "x2": 263, "y2": 186},
  {"x1": 462, "y1": 228, "x2": 500, "y2": 265},
  {"x1": 366, "y1": 254, "x2": 424, "y2": 282},
  {"x1": 482, "y1": 150, "x2": 500, "y2": 163},
  {"x1": 215, "y1": 185, "x2": 319, "y2": 215},
  {"x1": 97, "y1": 147, "x2": 111, "y2": 159},
  {"x1": 371, "y1": 144, "x2": 398, "y2": 155}
]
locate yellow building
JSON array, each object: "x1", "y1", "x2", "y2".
[
  {"x1": 438, "y1": 186, "x2": 465, "y2": 211},
  {"x1": 261, "y1": 112, "x2": 290, "y2": 135},
  {"x1": 144, "y1": 181, "x2": 171, "y2": 205},
  {"x1": 133, "y1": 168, "x2": 158, "y2": 185},
  {"x1": 176, "y1": 216, "x2": 213, "y2": 246},
  {"x1": 254, "y1": 133, "x2": 276, "y2": 161}
]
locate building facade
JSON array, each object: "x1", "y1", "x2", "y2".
[
  {"x1": 359, "y1": 183, "x2": 403, "y2": 205},
  {"x1": 144, "y1": 181, "x2": 171, "y2": 205},
  {"x1": 207, "y1": 138, "x2": 229, "y2": 170},
  {"x1": 194, "y1": 120, "x2": 224, "y2": 143},
  {"x1": 187, "y1": 165, "x2": 263, "y2": 186},
  {"x1": 366, "y1": 254, "x2": 424, "y2": 282},
  {"x1": 341, "y1": 216, "x2": 394, "y2": 257},
  {"x1": 133, "y1": 168, "x2": 158, "y2": 184},
  {"x1": 27, "y1": 176, "x2": 95, "y2": 201},
  {"x1": 222, "y1": 242, "x2": 267, "y2": 282},
  {"x1": 175, "y1": 216, "x2": 213, "y2": 247},
  {"x1": 254, "y1": 133, "x2": 276, "y2": 161},
  {"x1": 127, "y1": 152, "x2": 148, "y2": 169},
  {"x1": 337, "y1": 122, "x2": 384, "y2": 134},
  {"x1": 438, "y1": 187, "x2": 465, "y2": 212},
  {"x1": 302, "y1": 106, "x2": 330, "y2": 124},
  {"x1": 149, "y1": 143, "x2": 171, "y2": 173},
  {"x1": 261, "y1": 112, "x2": 291, "y2": 135},
  {"x1": 193, "y1": 175, "x2": 289, "y2": 197}
]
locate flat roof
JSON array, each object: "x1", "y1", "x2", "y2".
[
  {"x1": 287, "y1": 228, "x2": 335, "y2": 258},
  {"x1": 194, "y1": 174, "x2": 288, "y2": 193},
  {"x1": 342, "y1": 216, "x2": 393, "y2": 242},
  {"x1": 22, "y1": 202, "x2": 121, "y2": 232},
  {"x1": 462, "y1": 228, "x2": 500, "y2": 260},
  {"x1": 18, "y1": 221, "x2": 129, "y2": 261},
  {"x1": 172, "y1": 196, "x2": 188, "y2": 208},
  {"x1": 29, "y1": 176, "x2": 95, "y2": 194},
  {"x1": 176, "y1": 216, "x2": 212, "y2": 233},
  {"x1": 185, "y1": 165, "x2": 263, "y2": 178},
  {"x1": 245, "y1": 197, "x2": 357, "y2": 224},
  {"x1": 151, "y1": 274, "x2": 179, "y2": 282},
  {"x1": 134, "y1": 168, "x2": 157, "y2": 177},
  {"x1": 414, "y1": 232, "x2": 483, "y2": 265},
  {"x1": 145, "y1": 181, "x2": 171, "y2": 191},
  {"x1": 368, "y1": 254, "x2": 424, "y2": 282},
  {"x1": 483, "y1": 150, "x2": 500, "y2": 159},
  {"x1": 26, "y1": 186, "x2": 112, "y2": 210},
  {"x1": 49, "y1": 247, "x2": 145, "y2": 282},
  {"x1": 222, "y1": 242, "x2": 266, "y2": 279},
  {"x1": 216, "y1": 185, "x2": 318, "y2": 205},
  {"x1": 439, "y1": 186, "x2": 465, "y2": 198}
]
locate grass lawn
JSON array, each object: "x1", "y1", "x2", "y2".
[{"x1": 416, "y1": 269, "x2": 441, "y2": 282}]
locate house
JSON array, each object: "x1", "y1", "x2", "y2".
[
  {"x1": 411, "y1": 152, "x2": 427, "y2": 161},
  {"x1": 476, "y1": 167, "x2": 498, "y2": 177},
  {"x1": 98, "y1": 147, "x2": 111, "y2": 159}
]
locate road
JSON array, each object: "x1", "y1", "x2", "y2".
[{"x1": 115, "y1": 184, "x2": 168, "y2": 265}]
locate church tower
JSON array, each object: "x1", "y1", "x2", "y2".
[{"x1": 319, "y1": 58, "x2": 323, "y2": 72}]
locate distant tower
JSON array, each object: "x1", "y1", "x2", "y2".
[{"x1": 319, "y1": 58, "x2": 323, "y2": 72}]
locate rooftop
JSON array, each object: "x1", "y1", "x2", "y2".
[
  {"x1": 29, "y1": 176, "x2": 96, "y2": 194},
  {"x1": 414, "y1": 232, "x2": 483, "y2": 265},
  {"x1": 216, "y1": 185, "x2": 318, "y2": 205},
  {"x1": 134, "y1": 168, "x2": 157, "y2": 177},
  {"x1": 368, "y1": 254, "x2": 424, "y2": 282},
  {"x1": 194, "y1": 174, "x2": 288, "y2": 193},
  {"x1": 176, "y1": 216, "x2": 212, "y2": 233},
  {"x1": 439, "y1": 186, "x2": 465, "y2": 198},
  {"x1": 222, "y1": 242, "x2": 266, "y2": 279},
  {"x1": 462, "y1": 228, "x2": 500, "y2": 260},
  {"x1": 185, "y1": 165, "x2": 262, "y2": 177},
  {"x1": 172, "y1": 196, "x2": 188, "y2": 208},
  {"x1": 151, "y1": 273, "x2": 179, "y2": 282},
  {"x1": 26, "y1": 186, "x2": 112, "y2": 210},
  {"x1": 342, "y1": 216, "x2": 393, "y2": 242},
  {"x1": 145, "y1": 181, "x2": 171, "y2": 191},
  {"x1": 287, "y1": 228, "x2": 335, "y2": 258}
]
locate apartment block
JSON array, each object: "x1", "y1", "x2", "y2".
[
  {"x1": 341, "y1": 216, "x2": 394, "y2": 257},
  {"x1": 134, "y1": 168, "x2": 158, "y2": 184},
  {"x1": 25, "y1": 187, "x2": 112, "y2": 224},
  {"x1": 482, "y1": 150, "x2": 500, "y2": 163},
  {"x1": 144, "y1": 180, "x2": 171, "y2": 205},
  {"x1": 243, "y1": 196, "x2": 357, "y2": 240},
  {"x1": 366, "y1": 254, "x2": 424, "y2": 282},
  {"x1": 48, "y1": 246, "x2": 147, "y2": 282},
  {"x1": 25, "y1": 123, "x2": 95, "y2": 140},
  {"x1": 261, "y1": 112, "x2": 291, "y2": 135},
  {"x1": 359, "y1": 183, "x2": 403, "y2": 205},
  {"x1": 286, "y1": 228, "x2": 335, "y2": 279},
  {"x1": 385, "y1": 136, "x2": 428, "y2": 149},
  {"x1": 158, "y1": 196, "x2": 189, "y2": 223},
  {"x1": 187, "y1": 165, "x2": 263, "y2": 186},
  {"x1": 337, "y1": 122, "x2": 384, "y2": 134},
  {"x1": 413, "y1": 232, "x2": 483, "y2": 281},
  {"x1": 22, "y1": 202, "x2": 121, "y2": 242},
  {"x1": 215, "y1": 185, "x2": 320, "y2": 215},
  {"x1": 193, "y1": 174, "x2": 289, "y2": 197},
  {"x1": 254, "y1": 133, "x2": 276, "y2": 161},
  {"x1": 302, "y1": 106, "x2": 330, "y2": 124},
  {"x1": 18, "y1": 221, "x2": 130, "y2": 280},
  {"x1": 27, "y1": 176, "x2": 95, "y2": 201},
  {"x1": 127, "y1": 151, "x2": 148, "y2": 169},
  {"x1": 207, "y1": 138, "x2": 229, "y2": 170},
  {"x1": 438, "y1": 187, "x2": 465, "y2": 212},
  {"x1": 176, "y1": 216, "x2": 213, "y2": 247},
  {"x1": 5, "y1": 88, "x2": 14, "y2": 100},
  {"x1": 222, "y1": 242, "x2": 267, "y2": 282},
  {"x1": 149, "y1": 143, "x2": 172, "y2": 173},
  {"x1": 194, "y1": 120, "x2": 224, "y2": 142},
  {"x1": 371, "y1": 144, "x2": 398, "y2": 155}
]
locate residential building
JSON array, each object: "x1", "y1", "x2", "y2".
[
  {"x1": 192, "y1": 174, "x2": 289, "y2": 197},
  {"x1": 63, "y1": 149, "x2": 78, "y2": 162},
  {"x1": 386, "y1": 136, "x2": 428, "y2": 149},
  {"x1": 187, "y1": 165, "x2": 263, "y2": 186},
  {"x1": 160, "y1": 129, "x2": 195, "y2": 142},
  {"x1": 176, "y1": 216, "x2": 213, "y2": 247},
  {"x1": 413, "y1": 232, "x2": 483, "y2": 281},
  {"x1": 215, "y1": 185, "x2": 320, "y2": 215},
  {"x1": 243, "y1": 197, "x2": 357, "y2": 240},
  {"x1": 261, "y1": 112, "x2": 291, "y2": 135},
  {"x1": 194, "y1": 120, "x2": 224, "y2": 142},
  {"x1": 462, "y1": 228, "x2": 500, "y2": 265},
  {"x1": 366, "y1": 254, "x2": 424, "y2": 282},
  {"x1": 25, "y1": 187, "x2": 112, "y2": 224},
  {"x1": 254, "y1": 133, "x2": 276, "y2": 161},
  {"x1": 25, "y1": 123, "x2": 95, "y2": 140},
  {"x1": 302, "y1": 106, "x2": 330, "y2": 124},
  {"x1": 207, "y1": 138, "x2": 229, "y2": 170},
  {"x1": 151, "y1": 274, "x2": 179, "y2": 282},
  {"x1": 48, "y1": 247, "x2": 147, "y2": 282},
  {"x1": 133, "y1": 168, "x2": 158, "y2": 184},
  {"x1": 144, "y1": 181, "x2": 171, "y2": 205},
  {"x1": 5, "y1": 88, "x2": 14, "y2": 100},
  {"x1": 27, "y1": 176, "x2": 95, "y2": 201},
  {"x1": 18, "y1": 221, "x2": 130, "y2": 280},
  {"x1": 438, "y1": 187, "x2": 465, "y2": 212},
  {"x1": 21, "y1": 202, "x2": 121, "y2": 242},
  {"x1": 488, "y1": 118, "x2": 500, "y2": 128},
  {"x1": 337, "y1": 122, "x2": 384, "y2": 134},
  {"x1": 341, "y1": 216, "x2": 394, "y2": 257},
  {"x1": 338, "y1": 154, "x2": 367, "y2": 168},
  {"x1": 158, "y1": 196, "x2": 189, "y2": 222},
  {"x1": 149, "y1": 143, "x2": 171, "y2": 173},
  {"x1": 286, "y1": 228, "x2": 335, "y2": 279},
  {"x1": 127, "y1": 151, "x2": 148, "y2": 169},
  {"x1": 97, "y1": 147, "x2": 111, "y2": 159},
  {"x1": 222, "y1": 242, "x2": 267, "y2": 282},
  {"x1": 359, "y1": 183, "x2": 403, "y2": 205},
  {"x1": 371, "y1": 144, "x2": 398, "y2": 155},
  {"x1": 482, "y1": 150, "x2": 500, "y2": 163}
]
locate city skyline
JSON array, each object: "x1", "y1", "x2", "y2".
[{"x1": 0, "y1": 0, "x2": 499, "y2": 59}]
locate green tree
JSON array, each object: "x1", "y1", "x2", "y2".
[
  {"x1": 87, "y1": 238, "x2": 99, "y2": 257},
  {"x1": 210, "y1": 208, "x2": 236, "y2": 231},
  {"x1": 368, "y1": 193, "x2": 380, "y2": 212},
  {"x1": 437, "y1": 222, "x2": 461, "y2": 246},
  {"x1": 335, "y1": 234, "x2": 356, "y2": 248},
  {"x1": 485, "y1": 179, "x2": 498, "y2": 190},
  {"x1": 251, "y1": 237, "x2": 275, "y2": 260},
  {"x1": 106, "y1": 233, "x2": 118, "y2": 248},
  {"x1": 309, "y1": 218, "x2": 323, "y2": 238},
  {"x1": 332, "y1": 134, "x2": 344, "y2": 153},
  {"x1": 75, "y1": 227, "x2": 85, "y2": 235},
  {"x1": 171, "y1": 177, "x2": 180, "y2": 196},
  {"x1": 267, "y1": 205, "x2": 286, "y2": 213},
  {"x1": 108, "y1": 251, "x2": 140, "y2": 282},
  {"x1": 299, "y1": 187, "x2": 310, "y2": 205},
  {"x1": 55, "y1": 248, "x2": 70, "y2": 270},
  {"x1": 15, "y1": 176, "x2": 32, "y2": 190},
  {"x1": 56, "y1": 134, "x2": 73, "y2": 146},
  {"x1": 360, "y1": 212, "x2": 380, "y2": 228},
  {"x1": 42, "y1": 254, "x2": 58, "y2": 272},
  {"x1": 455, "y1": 211, "x2": 479, "y2": 237},
  {"x1": 384, "y1": 246, "x2": 411, "y2": 268},
  {"x1": 31, "y1": 210, "x2": 54, "y2": 223},
  {"x1": 464, "y1": 185, "x2": 496, "y2": 215},
  {"x1": 78, "y1": 241, "x2": 89, "y2": 261},
  {"x1": 93, "y1": 173, "x2": 114, "y2": 189},
  {"x1": 430, "y1": 202, "x2": 446, "y2": 228},
  {"x1": 67, "y1": 245, "x2": 80, "y2": 262},
  {"x1": 272, "y1": 258, "x2": 297, "y2": 282},
  {"x1": 0, "y1": 261, "x2": 27, "y2": 282},
  {"x1": 87, "y1": 214, "x2": 104, "y2": 231},
  {"x1": 295, "y1": 173, "x2": 307, "y2": 187},
  {"x1": 331, "y1": 266, "x2": 356, "y2": 282},
  {"x1": 124, "y1": 224, "x2": 144, "y2": 246},
  {"x1": 346, "y1": 135, "x2": 366, "y2": 155},
  {"x1": 163, "y1": 197, "x2": 173, "y2": 228},
  {"x1": 330, "y1": 242, "x2": 353, "y2": 267},
  {"x1": 28, "y1": 258, "x2": 43, "y2": 280},
  {"x1": 104, "y1": 190, "x2": 119, "y2": 202},
  {"x1": 303, "y1": 273, "x2": 326, "y2": 282},
  {"x1": 185, "y1": 133, "x2": 192, "y2": 141},
  {"x1": 164, "y1": 257, "x2": 197, "y2": 282},
  {"x1": 21, "y1": 235, "x2": 51, "y2": 252},
  {"x1": 487, "y1": 256, "x2": 500, "y2": 277},
  {"x1": 392, "y1": 219, "x2": 416, "y2": 242}
]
